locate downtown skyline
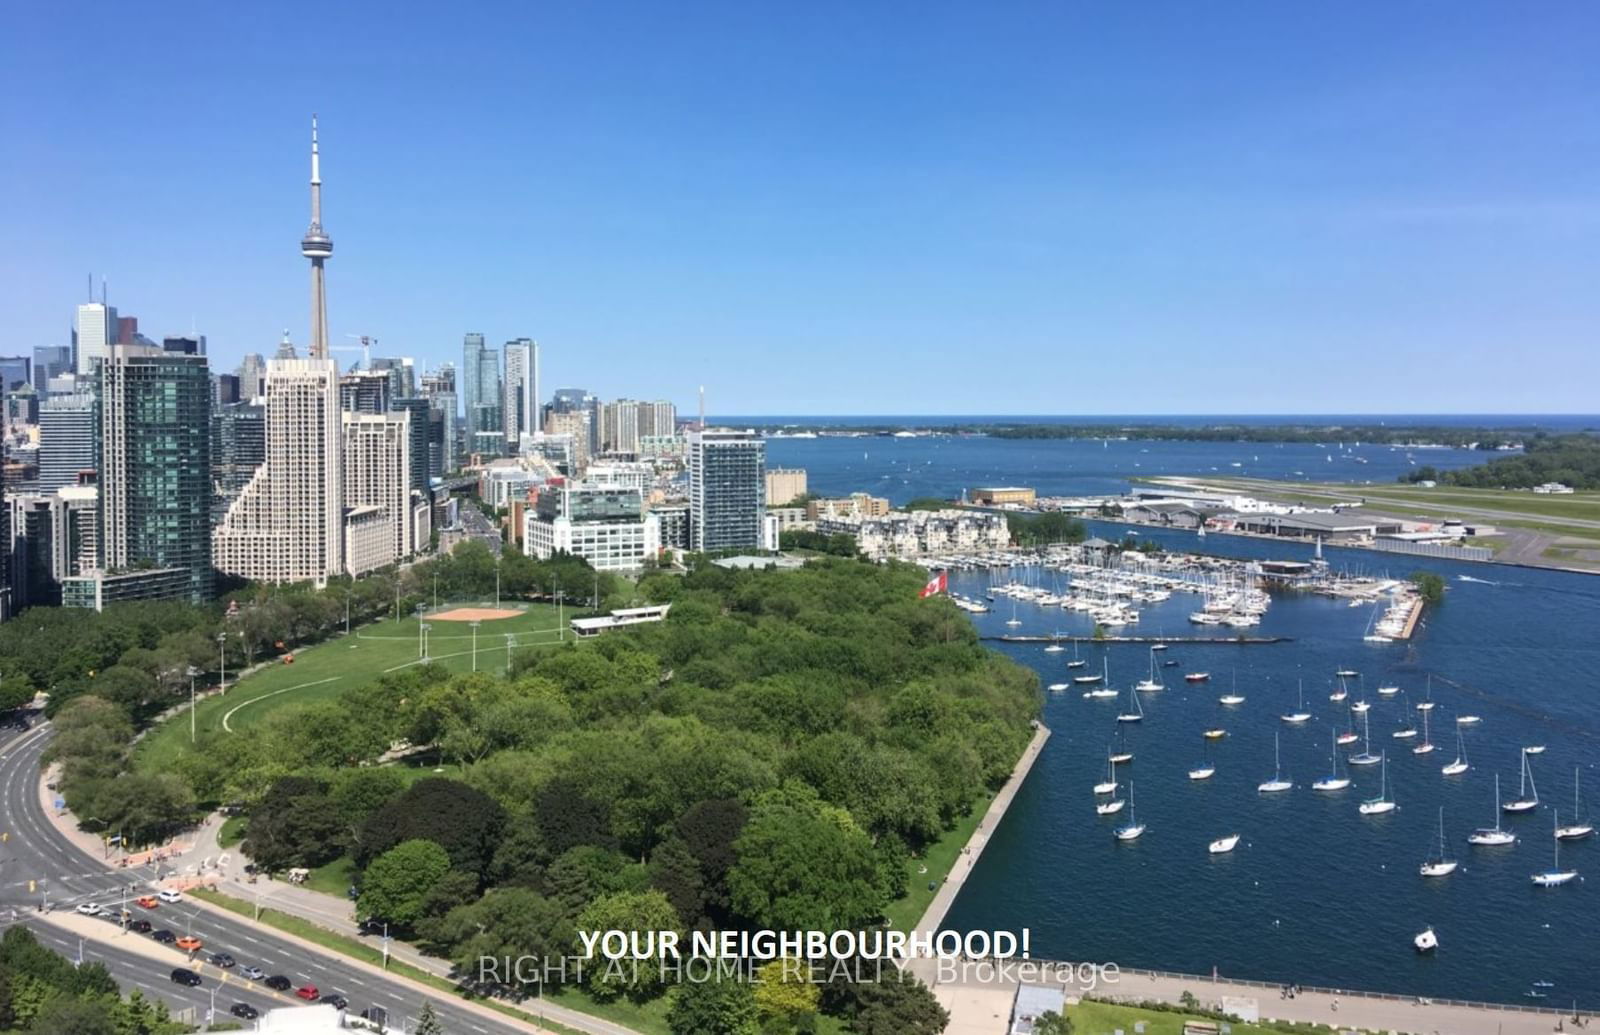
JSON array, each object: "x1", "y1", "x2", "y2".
[{"x1": 6, "y1": 1, "x2": 1600, "y2": 414}]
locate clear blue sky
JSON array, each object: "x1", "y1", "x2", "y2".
[{"x1": 5, "y1": 2, "x2": 1599, "y2": 414}]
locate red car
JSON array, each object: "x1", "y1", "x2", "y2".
[{"x1": 295, "y1": 985, "x2": 320, "y2": 1002}]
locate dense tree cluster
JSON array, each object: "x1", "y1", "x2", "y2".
[
  {"x1": 176, "y1": 556, "x2": 1034, "y2": 1029},
  {"x1": 1006, "y1": 511, "x2": 1088, "y2": 546},
  {"x1": 0, "y1": 926, "x2": 184, "y2": 1034},
  {"x1": 1399, "y1": 433, "x2": 1600, "y2": 489},
  {"x1": 777, "y1": 529, "x2": 860, "y2": 557}
]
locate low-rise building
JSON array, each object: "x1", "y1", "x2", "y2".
[
  {"x1": 970, "y1": 486, "x2": 1036, "y2": 506},
  {"x1": 806, "y1": 493, "x2": 890, "y2": 520},
  {"x1": 816, "y1": 508, "x2": 1009, "y2": 560},
  {"x1": 765, "y1": 467, "x2": 807, "y2": 506},
  {"x1": 61, "y1": 566, "x2": 192, "y2": 611},
  {"x1": 524, "y1": 483, "x2": 660, "y2": 571},
  {"x1": 571, "y1": 603, "x2": 672, "y2": 637},
  {"x1": 1123, "y1": 501, "x2": 1206, "y2": 529}
]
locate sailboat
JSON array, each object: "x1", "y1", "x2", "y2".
[
  {"x1": 1441, "y1": 729, "x2": 1469, "y2": 776},
  {"x1": 1524, "y1": 744, "x2": 1546, "y2": 755},
  {"x1": 1348, "y1": 708, "x2": 1382, "y2": 766},
  {"x1": 1358, "y1": 752, "x2": 1397, "y2": 814},
  {"x1": 1312, "y1": 728, "x2": 1351, "y2": 790},
  {"x1": 1075, "y1": 657, "x2": 1107, "y2": 686},
  {"x1": 1116, "y1": 680, "x2": 1145, "y2": 723},
  {"x1": 1005, "y1": 596, "x2": 1021, "y2": 627},
  {"x1": 1094, "y1": 754, "x2": 1120, "y2": 795},
  {"x1": 1189, "y1": 739, "x2": 1216, "y2": 780},
  {"x1": 1503, "y1": 750, "x2": 1540, "y2": 813},
  {"x1": 1377, "y1": 684, "x2": 1400, "y2": 697},
  {"x1": 1095, "y1": 794, "x2": 1126, "y2": 815},
  {"x1": 1045, "y1": 632, "x2": 1064, "y2": 654},
  {"x1": 1082, "y1": 659, "x2": 1117, "y2": 697},
  {"x1": 1067, "y1": 640, "x2": 1087, "y2": 669},
  {"x1": 1135, "y1": 648, "x2": 1164, "y2": 692},
  {"x1": 1467, "y1": 774, "x2": 1516, "y2": 846},
  {"x1": 1411, "y1": 707, "x2": 1435, "y2": 755},
  {"x1": 1336, "y1": 667, "x2": 1359, "y2": 678},
  {"x1": 1456, "y1": 714, "x2": 1481, "y2": 725},
  {"x1": 1048, "y1": 680, "x2": 1069, "y2": 692},
  {"x1": 1108, "y1": 727, "x2": 1134, "y2": 764},
  {"x1": 1392, "y1": 693, "x2": 1418, "y2": 740},
  {"x1": 1218, "y1": 671, "x2": 1245, "y2": 706},
  {"x1": 1419, "y1": 807, "x2": 1458, "y2": 876},
  {"x1": 1530, "y1": 811, "x2": 1579, "y2": 886},
  {"x1": 1280, "y1": 680, "x2": 1311, "y2": 724},
  {"x1": 1416, "y1": 675, "x2": 1436, "y2": 712},
  {"x1": 1329, "y1": 675, "x2": 1348, "y2": 703},
  {"x1": 1335, "y1": 710, "x2": 1360, "y2": 746},
  {"x1": 1258, "y1": 732, "x2": 1293, "y2": 793},
  {"x1": 1554, "y1": 769, "x2": 1594, "y2": 840},
  {"x1": 1208, "y1": 834, "x2": 1240, "y2": 855},
  {"x1": 1114, "y1": 781, "x2": 1146, "y2": 840}
]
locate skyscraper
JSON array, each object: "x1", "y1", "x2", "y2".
[
  {"x1": 502, "y1": 338, "x2": 538, "y2": 449},
  {"x1": 95, "y1": 344, "x2": 214, "y2": 602},
  {"x1": 688, "y1": 428, "x2": 765, "y2": 552},
  {"x1": 422, "y1": 364, "x2": 458, "y2": 475},
  {"x1": 32, "y1": 346, "x2": 72, "y2": 394},
  {"x1": 461, "y1": 333, "x2": 502, "y2": 455},
  {"x1": 75, "y1": 300, "x2": 118, "y2": 376},
  {"x1": 238, "y1": 352, "x2": 267, "y2": 398},
  {"x1": 342, "y1": 411, "x2": 416, "y2": 571},
  {"x1": 38, "y1": 390, "x2": 97, "y2": 491},
  {"x1": 214, "y1": 119, "x2": 345, "y2": 586},
  {"x1": 600, "y1": 399, "x2": 641, "y2": 455}
]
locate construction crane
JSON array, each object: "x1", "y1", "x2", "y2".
[{"x1": 330, "y1": 333, "x2": 375, "y2": 370}]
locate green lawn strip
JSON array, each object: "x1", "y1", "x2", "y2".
[
  {"x1": 135, "y1": 604, "x2": 566, "y2": 776},
  {"x1": 1072, "y1": 999, "x2": 1355, "y2": 1035},
  {"x1": 304, "y1": 856, "x2": 358, "y2": 898},
  {"x1": 218, "y1": 815, "x2": 246, "y2": 848},
  {"x1": 191, "y1": 887, "x2": 590, "y2": 1035},
  {"x1": 882, "y1": 798, "x2": 988, "y2": 932}
]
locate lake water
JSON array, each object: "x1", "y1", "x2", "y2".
[{"x1": 776, "y1": 426, "x2": 1600, "y2": 1008}]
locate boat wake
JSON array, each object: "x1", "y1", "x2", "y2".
[{"x1": 1456, "y1": 575, "x2": 1499, "y2": 585}]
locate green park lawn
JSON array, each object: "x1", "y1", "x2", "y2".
[
  {"x1": 1071, "y1": 1000, "x2": 1335, "y2": 1035},
  {"x1": 135, "y1": 603, "x2": 567, "y2": 776}
]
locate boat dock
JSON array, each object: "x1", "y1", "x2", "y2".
[
  {"x1": 986, "y1": 634, "x2": 1290, "y2": 645},
  {"x1": 1395, "y1": 594, "x2": 1425, "y2": 639}
]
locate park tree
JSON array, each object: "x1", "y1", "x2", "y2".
[
  {"x1": 753, "y1": 958, "x2": 821, "y2": 1027},
  {"x1": 667, "y1": 976, "x2": 760, "y2": 1035},
  {"x1": 647, "y1": 836, "x2": 707, "y2": 930},
  {"x1": 415, "y1": 1001, "x2": 444, "y2": 1035},
  {"x1": 1035, "y1": 1011, "x2": 1074, "y2": 1035},
  {"x1": 845, "y1": 970, "x2": 949, "y2": 1035},
  {"x1": 243, "y1": 775, "x2": 343, "y2": 872},
  {"x1": 728, "y1": 785, "x2": 887, "y2": 931},
  {"x1": 329, "y1": 766, "x2": 409, "y2": 849},
  {"x1": 357, "y1": 777, "x2": 506, "y2": 880},
  {"x1": 358, "y1": 839, "x2": 452, "y2": 929},
  {"x1": 0, "y1": 672, "x2": 35, "y2": 713},
  {"x1": 532, "y1": 777, "x2": 617, "y2": 857},
  {"x1": 89, "y1": 772, "x2": 195, "y2": 845},
  {"x1": 574, "y1": 889, "x2": 681, "y2": 1001},
  {"x1": 421, "y1": 886, "x2": 574, "y2": 991}
]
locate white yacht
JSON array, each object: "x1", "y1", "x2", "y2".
[
  {"x1": 1414, "y1": 927, "x2": 1438, "y2": 953},
  {"x1": 1258, "y1": 732, "x2": 1293, "y2": 793},
  {"x1": 1208, "y1": 834, "x2": 1240, "y2": 855},
  {"x1": 1358, "y1": 752, "x2": 1397, "y2": 814},
  {"x1": 1419, "y1": 807, "x2": 1458, "y2": 877},
  {"x1": 1468, "y1": 774, "x2": 1516, "y2": 846},
  {"x1": 1503, "y1": 750, "x2": 1540, "y2": 813},
  {"x1": 1531, "y1": 811, "x2": 1578, "y2": 887},
  {"x1": 1312, "y1": 728, "x2": 1351, "y2": 791},
  {"x1": 1554, "y1": 768, "x2": 1595, "y2": 840}
]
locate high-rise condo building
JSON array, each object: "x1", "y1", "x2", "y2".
[
  {"x1": 94, "y1": 344, "x2": 214, "y2": 602},
  {"x1": 342, "y1": 410, "x2": 424, "y2": 572},
  {"x1": 636, "y1": 400, "x2": 677, "y2": 438},
  {"x1": 462, "y1": 332, "x2": 503, "y2": 454},
  {"x1": 600, "y1": 399, "x2": 641, "y2": 455},
  {"x1": 503, "y1": 338, "x2": 538, "y2": 449},
  {"x1": 422, "y1": 365, "x2": 458, "y2": 474},
  {"x1": 38, "y1": 390, "x2": 97, "y2": 492},
  {"x1": 544, "y1": 409, "x2": 592, "y2": 474},
  {"x1": 688, "y1": 428, "x2": 765, "y2": 551}
]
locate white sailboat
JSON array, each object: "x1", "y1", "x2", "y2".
[
  {"x1": 1377, "y1": 684, "x2": 1400, "y2": 697},
  {"x1": 1005, "y1": 596, "x2": 1021, "y2": 627},
  {"x1": 1189, "y1": 739, "x2": 1216, "y2": 781},
  {"x1": 1468, "y1": 774, "x2": 1516, "y2": 846},
  {"x1": 1392, "y1": 692, "x2": 1418, "y2": 740},
  {"x1": 1094, "y1": 754, "x2": 1120, "y2": 795},
  {"x1": 1209, "y1": 834, "x2": 1240, "y2": 855},
  {"x1": 1503, "y1": 749, "x2": 1539, "y2": 813},
  {"x1": 1082, "y1": 659, "x2": 1117, "y2": 698},
  {"x1": 1108, "y1": 727, "x2": 1134, "y2": 764},
  {"x1": 1095, "y1": 795, "x2": 1126, "y2": 815},
  {"x1": 1524, "y1": 744, "x2": 1545, "y2": 755},
  {"x1": 1348, "y1": 708, "x2": 1382, "y2": 766},
  {"x1": 1456, "y1": 714, "x2": 1481, "y2": 725},
  {"x1": 1048, "y1": 681, "x2": 1069, "y2": 692},
  {"x1": 1416, "y1": 675, "x2": 1436, "y2": 712},
  {"x1": 1350, "y1": 698, "x2": 1371, "y2": 713},
  {"x1": 1136, "y1": 647, "x2": 1164, "y2": 693},
  {"x1": 1258, "y1": 732, "x2": 1293, "y2": 793},
  {"x1": 1067, "y1": 640, "x2": 1087, "y2": 669},
  {"x1": 1441, "y1": 729, "x2": 1469, "y2": 776},
  {"x1": 1114, "y1": 781, "x2": 1146, "y2": 840},
  {"x1": 1531, "y1": 811, "x2": 1579, "y2": 886},
  {"x1": 1219, "y1": 671, "x2": 1246, "y2": 706},
  {"x1": 1116, "y1": 680, "x2": 1145, "y2": 723},
  {"x1": 1554, "y1": 768, "x2": 1595, "y2": 840},
  {"x1": 1312, "y1": 728, "x2": 1351, "y2": 790},
  {"x1": 1414, "y1": 927, "x2": 1438, "y2": 953},
  {"x1": 1044, "y1": 632, "x2": 1064, "y2": 654},
  {"x1": 1280, "y1": 680, "x2": 1311, "y2": 724},
  {"x1": 1358, "y1": 752, "x2": 1397, "y2": 814},
  {"x1": 1419, "y1": 807, "x2": 1458, "y2": 877},
  {"x1": 1412, "y1": 707, "x2": 1435, "y2": 755},
  {"x1": 1075, "y1": 657, "x2": 1107, "y2": 685},
  {"x1": 1329, "y1": 674, "x2": 1348, "y2": 703}
]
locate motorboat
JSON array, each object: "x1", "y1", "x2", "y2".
[
  {"x1": 1208, "y1": 834, "x2": 1240, "y2": 855},
  {"x1": 1413, "y1": 927, "x2": 1438, "y2": 953}
]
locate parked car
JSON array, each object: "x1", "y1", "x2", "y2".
[
  {"x1": 157, "y1": 889, "x2": 183, "y2": 904},
  {"x1": 239, "y1": 965, "x2": 265, "y2": 981},
  {"x1": 264, "y1": 975, "x2": 292, "y2": 991},
  {"x1": 169, "y1": 968, "x2": 202, "y2": 987},
  {"x1": 175, "y1": 935, "x2": 203, "y2": 952},
  {"x1": 151, "y1": 929, "x2": 177, "y2": 944},
  {"x1": 295, "y1": 984, "x2": 320, "y2": 1002},
  {"x1": 229, "y1": 1003, "x2": 260, "y2": 1020},
  {"x1": 207, "y1": 952, "x2": 236, "y2": 968}
]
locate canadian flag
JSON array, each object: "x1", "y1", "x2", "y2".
[{"x1": 919, "y1": 570, "x2": 948, "y2": 598}]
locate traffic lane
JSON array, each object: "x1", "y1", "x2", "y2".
[
  {"x1": 21, "y1": 919, "x2": 282, "y2": 1021},
  {"x1": 4, "y1": 727, "x2": 537, "y2": 1035}
]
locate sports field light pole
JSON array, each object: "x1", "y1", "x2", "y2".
[
  {"x1": 416, "y1": 605, "x2": 426, "y2": 659},
  {"x1": 432, "y1": 570, "x2": 439, "y2": 609},
  {"x1": 505, "y1": 633, "x2": 513, "y2": 675},
  {"x1": 470, "y1": 620, "x2": 480, "y2": 672},
  {"x1": 217, "y1": 632, "x2": 227, "y2": 695},
  {"x1": 495, "y1": 556, "x2": 502, "y2": 608}
]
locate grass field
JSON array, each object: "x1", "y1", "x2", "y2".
[
  {"x1": 135, "y1": 603, "x2": 567, "y2": 774},
  {"x1": 883, "y1": 798, "x2": 988, "y2": 933},
  {"x1": 1072, "y1": 1000, "x2": 1332, "y2": 1035}
]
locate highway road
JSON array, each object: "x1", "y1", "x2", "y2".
[{"x1": 0, "y1": 718, "x2": 542, "y2": 1034}]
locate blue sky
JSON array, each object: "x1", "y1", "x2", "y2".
[{"x1": 5, "y1": 2, "x2": 1599, "y2": 414}]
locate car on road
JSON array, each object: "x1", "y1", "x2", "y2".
[
  {"x1": 74, "y1": 903, "x2": 104, "y2": 916},
  {"x1": 128, "y1": 919, "x2": 152, "y2": 934},
  {"x1": 151, "y1": 929, "x2": 177, "y2": 944},
  {"x1": 239, "y1": 965, "x2": 265, "y2": 981},
  {"x1": 207, "y1": 952, "x2": 236, "y2": 968},
  {"x1": 228, "y1": 1003, "x2": 259, "y2": 1020},
  {"x1": 135, "y1": 896, "x2": 159, "y2": 909},
  {"x1": 169, "y1": 968, "x2": 202, "y2": 987},
  {"x1": 157, "y1": 889, "x2": 183, "y2": 903},
  {"x1": 175, "y1": 935, "x2": 203, "y2": 952},
  {"x1": 322, "y1": 993, "x2": 349, "y2": 1010},
  {"x1": 295, "y1": 984, "x2": 320, "y2": 1002},
  {"x1": 264, "y1": 975, "x2": 292, "y2": 991}
]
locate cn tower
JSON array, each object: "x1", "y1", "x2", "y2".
[{"x1": 300, "y1": 115, "x2": 333, "y2": 359}]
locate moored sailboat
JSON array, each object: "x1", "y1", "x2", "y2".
[
  {"x1": 1312, "y1": 728, "x2": 1351, "y2": 791},
  {"x1": 1554, "y1": 768, "x2": 1595, "y2": 840},
  {"x1": 1208, "y1": 833, "x2": 1240, "y2": 854},
  {"x1": 1441, "y1": 728, "x2": 1469, "y2": 776},
  {"x1": 1258, "y1": 732, "x2": 1292, "y2": 793},
  {"x1": 1468, "y1": 774, "x2": 1516, "y2": 846},
  {"x1": 1114, "y1": 781, "x2": 1146, "y2": 840},
  {"x1": 1419, "y1": 807, "x2": 1458, "y2": 877},
  {"x1": 1358, "y1": 751, "x2": 1397, "y2": 814},
  {"x1": 1503, "y1": 749, "x2": 1540, "y2": 813},
  {"x1": 1531, "y1": 811, "x2": 1578, "y2": 886},
  {"x1": 1280, "y1": 679, "x2": 1311, "y2": 724}
]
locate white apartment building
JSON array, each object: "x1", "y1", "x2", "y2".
[
  {"x1": 341, "y1": 411, "x2": 412, "y2": 574},
  {"x1": 523, "y1": 484, "x2": 660, "y2": 572},
  {"x1": 213, "y1": 357, "x2": 344, "y2": 585},
  {"x1": 815, "y1": 508, "x2": 1009, "y2": 560},
  {"x1": 584, "y1": 460, "x2": 654, "y2": 493}
]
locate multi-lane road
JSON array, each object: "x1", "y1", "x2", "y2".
[{"x1": 0, "y1": 718, "x2": 544, "y2": 1033}]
